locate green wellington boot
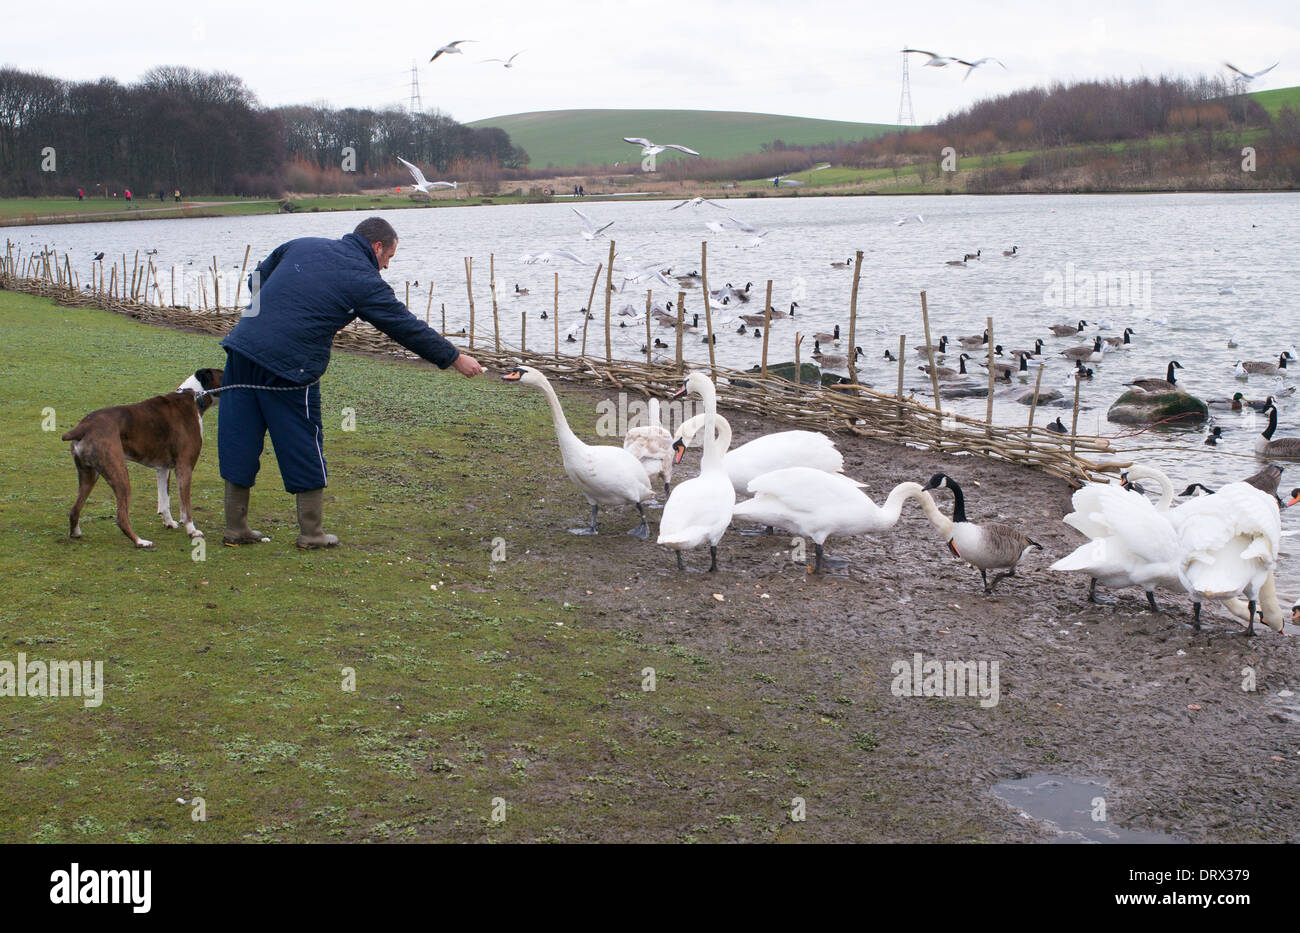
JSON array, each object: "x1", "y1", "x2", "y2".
[
  {"x1": 222, "y1": 481, "x2": 270, "y2": 545},
  {"x1": 295, "y1": 488, "x2": 340, "y2": 549}
]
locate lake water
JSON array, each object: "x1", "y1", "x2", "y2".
[{"x1": 8, "y1": 192, "x2": 1299, "y2": 596}]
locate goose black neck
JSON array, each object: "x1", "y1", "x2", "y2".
[
  {"x1": 947, "y1": 479, "x2": 968, "y2": 524},
  {"x1": 1264, "y1": 405, "x2": 1277, "y2": 440},
  {"x1": 1166, "y1": 362, "x2": 1177, "y2": 384}
]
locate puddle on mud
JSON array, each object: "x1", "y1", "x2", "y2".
[
  {"x1": 1267, "y1": 690, "x2": 1300, "y2": 724},
  {"x1": 993, "y1": 775, "x2": 1185, "y2": 844}
]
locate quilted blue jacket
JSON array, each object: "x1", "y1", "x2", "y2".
[{"x1": 221, "y1": 232, "x2": 459, "y2": 383}]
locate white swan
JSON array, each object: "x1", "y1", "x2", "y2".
[
  {"x1": 672, "y1": 413, "x2": 843, "y2": 494},
  {"x1": 1173, "y1": 480, "x2": 1282, "y2": 634},
  {"x1": 657, "y1": 373, "x2": 735, "y2": 570},
  {"x1": 733, "y1": 471, "x2": 927, "y2": 574},
  {"x1": 623, "y1": 397, "x2": 674, "y2": 497},
  {"x1": 1050, "y1": 466, "x2": 1182, "y2": 612},
  {"x1": 502, "y1": 367, "x2": 653, "y2": 537}
]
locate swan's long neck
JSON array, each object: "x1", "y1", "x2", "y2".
[
  {"x1": 877, "y1": 482, "x2": 925, "y2": 526},
  {"x1": 535, "y1": 376, "x2": 582, "y2": 453},
  {"x1": 915, "y1": 490, "x2": 955, "y2": 538},
  {"x1": 698, "y1": 381, "x2": 725, "y2": 472},
  {"x1": 1129, "y1": 465, "x2": 1175, "y2": 511}
]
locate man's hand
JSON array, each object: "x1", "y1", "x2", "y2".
[{"x1": 452, "y1": 353, "x2": 484, "y2": 378}]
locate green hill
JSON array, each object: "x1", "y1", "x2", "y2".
[
  {"x1": 1250, "y1": 85, "x2": 1300, "y2": 117},
  {"x1": 467, "y1": 108, "x2": 905, "y2": 170}
]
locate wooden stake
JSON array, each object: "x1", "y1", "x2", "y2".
[
  {"x1": 1070, "y1": 372, "x2": 1082, "y2": 456},
  {"x1": 490, "y1": 253, "x2": 500, "y2": 353},
  {"x1": 553, "y1": 272, "x2": 560, "y2": 361},
  {"x1": 520, "y1": 311, "x2": 526, "y2": 352},
  {"x1": 581, "y1": 262, "x2": 602, "y2": 358},
  {"x1": 675, "y1": 291, "x2": 685, "y2": 374},
  {"x1": 760, "y1": 280, "x2": 773, "y2": 383},
  {"x1": 463, "y1": 257, "x2": 475, "y2": 350},
  {"x1": 896, "y1": 334, "x2": 907, "y2": 400},
  {"x1": 1025, "y1": 360, "x2": 1045, "y2": 437},
  {"x1": 848, "y1": 249, "x2": 863, "y2": 385},
  {"x1": 920, "y1": 290, "x2": 942, "y2": 415},
  {"x1": 234, "y1": 245, "x2": 250, "y2": 309},
  {"x1": 645, "y1": 291, "x2": 653, "y2": 364},
  {"x1": 604, "y1": 241, "x2": 615, "y2": 364},
  {"x1": 700, "y1": 241, "x2": 716, "y2": 382},
  {"x1": 425, "y1": 284, "x2": 434, "y2": 325},
  {"x1": 985, "y1": 316, "x2": 995, "y2": 437}
]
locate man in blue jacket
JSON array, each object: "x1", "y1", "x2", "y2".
[{"x1": 218, "y1": 217, "x2": 483, "y2": 549}]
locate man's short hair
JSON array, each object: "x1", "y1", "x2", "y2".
[{"x1": 355, "y1": 217, "x2": 398, "y2": 248}]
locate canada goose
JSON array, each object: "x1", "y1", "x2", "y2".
[
  {"x1": 962, "y1": 250, "x2": 981, "y2": 261},
  {"x1": 733, "y1": 472, "x2": 929, "y2": 573},
  {"x1": 944, "y1": 258, "x2": 967, "y2": 267},
  {"x1": 830, "y1": 258, "x2": 853, "y2": 268},
  {"x1": 813, "y1": 342, "x2": 863, "y2": 369},
  {"x1": 958, "y1": 330, "x2": 988, "y2": 348},
  {"x1": 674, "y1": 271, "x2": 701, "y2": 286},
  {"x1": 1256, "y1": 404, "x2": 1300, "y2": 459},
  {"x1": 1012, "y1": 339, "x2": 1045, "y2": 358},
  {"x1": 914, "y1": 336, "x2": 949, "y2": 356},
  {"x1": 1205, "y1": 426, "x2": 1223, "y2": 446},
  {"x1": 501, "y1": 367, "x2": 653, "y2": 537},
  {"x1": 1125, "y1": 361, "x2": 1183, "y2": 394},
  {"x1": 623, "y1": 397, "x2": 674, "y2": 498},
  {"x1": 1236, "y1": 352, "x2": 1292, "y2": 376},
  {"x1": 921, "y1": 353, "x2": 970, "y2": 379},
  {"x1": 658, "y1": 374, "x2": 735, "y2": 571},
  {"x1": 1181, "y1": 465, "x2": 1284, "y2": 504},
  {"x1": 1046, "y1": 417, "x2": 1068, "y2": 434},
  {"x1": 1061, "y1": 336, "x2": 1106, "y2": 364},
  {"x1": 514, "y1": 284, "x2": 529, "y2": 296},
  {"x1": 884, "y1": 349, "x2": 897, "y2": 362},
  {"x1": 1049, "y1": 320, "x2": 1088, "y2": 337},
  {"x1": 1102, "y1": 327, "x2": 1136, "y2": 348},
  {"x1": 702, "y1": 333, "x2": 717, "y2": 345},
  {"x1": 767, "y1": 302, "x2": 798, "y2": 319},
  {"x1": 813, "y1": 324, "x2": 841, "y2": 343},
  {"x1": 984, "y1": 354, "x2": 1028, "y2": 380},
  {"x1": 739, "y1": 313, "x2": 767, "y2": 326},
  {"x1": 918, "y1": 473, "x2": 1040, "y2": 593},
  {"x1": 1002, "y1": 246, "x2": 1018, "y2": 257}
]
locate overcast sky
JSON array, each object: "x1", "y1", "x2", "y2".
[{"x1": 4, "y1": 0, "x2": 1296, "y2": 126}]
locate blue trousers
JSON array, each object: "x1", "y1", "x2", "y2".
[{"x1": 218, "y1": 349, "x2": 327, "y2": 493}]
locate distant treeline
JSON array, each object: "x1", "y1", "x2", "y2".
[{"x1": 0, "y1": 65, "x2": 528, "y2": 197}]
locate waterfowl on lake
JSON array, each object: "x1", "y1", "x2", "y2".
[
  {"x1": 1125, "y1": 360, "x2": 1183, "y2": 393},
  {"x1": 1256, "y1": 403, "x2": 1300, "y2": 459},
  {"x1": 1049, "y1": 320, "x2": 1088, "y2": 337}
]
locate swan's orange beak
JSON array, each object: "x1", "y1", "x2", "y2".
[
  {"x1": 1288, "y1": 494, "x2": 1300, "y2": 508},
  {"x1": 671, "y1": 384, "x2": 688, "y2": 400},
  {"x1": 672, "y1": 439, "x2": 687, "y2": 464},
  {"x1": 501, "y1": 369, "x2": 523, "y2": 382}
]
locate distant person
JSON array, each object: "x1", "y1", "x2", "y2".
[
  {"x1": 773, "y1": 177, "x2": 780, "y2": 187},
  {"x1": 579, "y1": 185, "x2": 584, "y2": 197},
  {"x1": 159, "y1": 189, "x2": 165, "y2": 202},
  {"x1": 573, "y1": 185, "x2": 578, "y2": 196},
  {"x1": 77, "y1": 188, "x2": 84, "y2": 201},
  {"x1": 218, "y1": 217, "x2": 483, "y2": 550},
  {"x1": 174, "y1": 189, "x2": 180, "y2": 202},
  {"x1": 124, "y1": 188, "x2": 132, "y2": 205}
]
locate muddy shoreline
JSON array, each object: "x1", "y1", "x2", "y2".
[{"x1": 506, "y1": 379, "x2": 1300, "y2": 843}]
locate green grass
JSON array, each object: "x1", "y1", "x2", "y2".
[
  {"x1": 0, "y1": 291, "x2": 925, "y2": 843},
  {"x1": 467, "y1": 108, "x2": 904, "y2": 170},
  {"x1": 1250, "y1": 85, "x2": 1300, "y2": 117}
]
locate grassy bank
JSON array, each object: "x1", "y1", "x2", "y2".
[{"x1": 0, "y1": 291, "x2": 910, "y2": 843}]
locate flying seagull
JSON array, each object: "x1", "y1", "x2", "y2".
[
  {"x1": 1224, "y1": 61, "x2": 1278, "y2": 82},
  {"x1": 957, "y1": 57, "x2": 1006, "y2": 81},
  {"x1": 482, "y1": 51, "x2": 524, "y2": 68},
  {"x1": 623, "y1": 137, "x2": 701, "y2": 157},
  {"x1": 572, "y1": 207, "x2": 614, "y2": 240},
  {"x1": 430, "y1": 40, "x2": 473, "y2": 62},
  {"x1": 901, "y1": 49, "x2": 962, "y2": 67},
  {"x1": 397, "y1": 157, "x2": 456, "y2": 193},
  {"x1": 518, "y1": 249, "x2": 589, "y2": 265},
  {"x1": 669, "y1": 196, "x2": 727, "y2": 210}
]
